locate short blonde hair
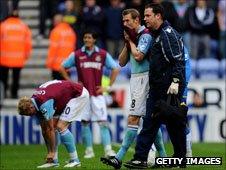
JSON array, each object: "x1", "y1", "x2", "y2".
[{"x1": 17, "y1": 96, "x2": 32, "y2": 115}]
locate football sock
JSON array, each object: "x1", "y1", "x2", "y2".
[
  {"x1": 186, "y1": 127, "x2": 192, "y2": 155},
  {"x1": 154, "y1": 128, "x2": 167, "y2": 157},
  {"x1": 116, "y1": 125, "x2": 138, "y2": 161},
  {"x1": 59, "y1": 129, "x2": 78, "y2": 161},
  {"x1": 81, "y1": 124, "x2": 93, "y2": 149},
  {"x1": 100, "y1": 124, "x2": 111, "y2": 150},
  {"x1": 54, "y1": 130, "x2": 61, "y2": 161}
]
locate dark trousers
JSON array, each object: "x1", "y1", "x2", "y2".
[
  {"x1": 134, "y1": 89, "x2": 186, "y2": 161},
  {"x1": 0, "y1": 66, "x2": 21, "y2": 98},
  {"x1": 39, "y1": 0, "x2": 58, "y2": 36}
]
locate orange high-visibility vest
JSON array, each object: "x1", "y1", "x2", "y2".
[
  {"x1": 46, "y1": 22, "x2": 76, "y2": 71},
  {"x1": 0, "y1": 17, "x2": 32, "y2": 68}
]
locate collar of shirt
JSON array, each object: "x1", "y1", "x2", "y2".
[
  {"x1": 137, "y1": 25, "x2": 146, "y2": 34},
  {"x1": 31, "y1": 98, "x2": 39, "y2": 111},
  {"x1": 81, "y1": 45, "x2": 100, "y2": 56},
  {"x1": 152, "y1": 20, "x2": 171, "y2": 37}
]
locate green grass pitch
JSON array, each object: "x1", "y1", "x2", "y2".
[{"x1": 0, "y1": 143, "x2": 225, "y2": 170}]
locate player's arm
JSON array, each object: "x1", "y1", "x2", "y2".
[
  {"x1": 118, "y1": 44, "x2": 129, "y2": 67},
  {"x1": 130, "y1": 33, "x2": 152, "y2": 61},
  {"x1": 106, "y1": 53, "x2": 120, "y2": 86},
  {"x1": 40, "y1": 119, "x2": 55, "y2": 159},
  {"x1": 128, "y1": 40, "x2": 144, "y2": 61},
  {"x1": 39, "y1": 99, "x2": 56, "y2": 160},
  {"x1": 60, "y1": 52, "x2": 76, "y2": 80},
  {"x1": 96, "y1": 53, "x2": 120, "y2": 94}
]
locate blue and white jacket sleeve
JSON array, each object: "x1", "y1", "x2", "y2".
[{"x1": 161, "y1": 26, "x2": 185, "y2": 81}]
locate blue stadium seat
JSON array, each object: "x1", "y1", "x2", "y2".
[{"x1": 196, "y1": 58, "x2": 220, "y2": 80}]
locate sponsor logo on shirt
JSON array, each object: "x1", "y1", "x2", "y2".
[
  {"x1": 34, "y1": 90, "x2": 46, "y2": 95},
  {"x1": 79, "y1": 56, "x2": 86, "y2": 60},
  {"x1": 80, "y1": 62, "x2": 102, "y2": 70}
]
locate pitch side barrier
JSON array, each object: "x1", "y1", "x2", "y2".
[{"x1": 0, "y1": 81, "x2": 225, "y2": 144}]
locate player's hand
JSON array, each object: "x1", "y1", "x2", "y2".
[
  {"x1": 167, "y1": 82, "x2": 179, "y2": 94},
  {"x1": 124, "y1": 31, "x2": 130, "y2": 41},
  {"x1": 123, "y1": 26, "x2": 137, "y2": 43}
]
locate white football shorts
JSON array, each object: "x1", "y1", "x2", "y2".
[
  {"x1": 59, "y1": 87, "x2": 90, "y2": 122},
  {"x1": 81, "y1": 95, "x2": 108, "y2": 122},
  {"x1": 129, "y1": 71, "x2": 149, "y2": 116}
]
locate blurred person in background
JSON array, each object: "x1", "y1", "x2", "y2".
[
  {"x1": 173, "y1": 0, "x2": 191, "y2": 51},
  {"x1": 104, "y1": 0, "x2": 125, "y2": 59},
  {"x1": 18, "y1": 80, "x2": 90, "y2": 168},
  {"x1": 184, "y1": 0, "x2": 215, "y2": 59},
  {"x1": 62, "y1": 0, "x2": 80, "y2": 35},
  {"x1": 60, "y1": 29, "x2": 119, "y2": 159},
  {"x1": 0, "y1": 0, "x2": 9, "y2": 21},
  {"x1": 153, "y1": 0, "x2": 179, "y2": 31},
  {"x1": 125, "y1": 0, "x2": 145, "y2": 25},
  {"x1": 0, "y1": 9, "x2": 32, "y2": 99},
  {"x1": 80, "y1": 0, "x2": 105, "y2": 48},
  {"x1": 38, "y1": 0, "x2": 58, "y2": 39},
  {"x1": 46, "y1": 13, "x2": 76, "y2": 80},
  {"x1": 217, "y1": 0, "x2": 226, "y2": 58},
  {"x1": 12, "y1": 0, "x2": 20, "y2": 11},
  {"x1": 190, "y1": 90, "x2": 206, "y2": 108},
  {"x1": 108, "y1": 91, "x2": 120, "y2": 108},
  {"x1": 0, "y1": 0, "x2": 20, "y2": 22}
]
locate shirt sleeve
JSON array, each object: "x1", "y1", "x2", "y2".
[
  {"x1": 39, "y1": 99, "x2": 55, "y2": 120},
  {"x1": 137, "y1": 33, "x2": 152, "y2": 55},
  {"x1": 162, "y1": 27, "x2": 183, "y2": 61},
  {"x1": 161, "y1": 27, "x2": 185, "y2": 80},
  {"x1": 62, "y1": 52, "x2": 76, "y2": 68},
  {"x1": 184, "y1": 47, "x2": 191, "y2": 83},
  {"x1": 105, "y1": 52, "x2": 118, "y2": 69}
]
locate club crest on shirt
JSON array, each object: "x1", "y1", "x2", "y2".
[
  {"x1": 166, "y1": 28, "x2": 172, "y2": 33},
  {"x1": 79, "y1": 56, "x2": 86, "y2": 60},
  {"x1": 95, "y1": 55, "x2": 101, "y2": 62}
]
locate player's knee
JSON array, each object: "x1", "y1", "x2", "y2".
[
  {"x1": 56, "y1": 124, "x2": 66, "y2": 132},
  {"x1": 56, "y1": 121, "x2": 69, "y2": 132},
  {"x1": 128, "y1": 115, "x2": 140, "y2": 125}
]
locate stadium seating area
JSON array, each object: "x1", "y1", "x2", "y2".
[{"x1": 189, "y1": 58, "x2": 225, "y2": 80}]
